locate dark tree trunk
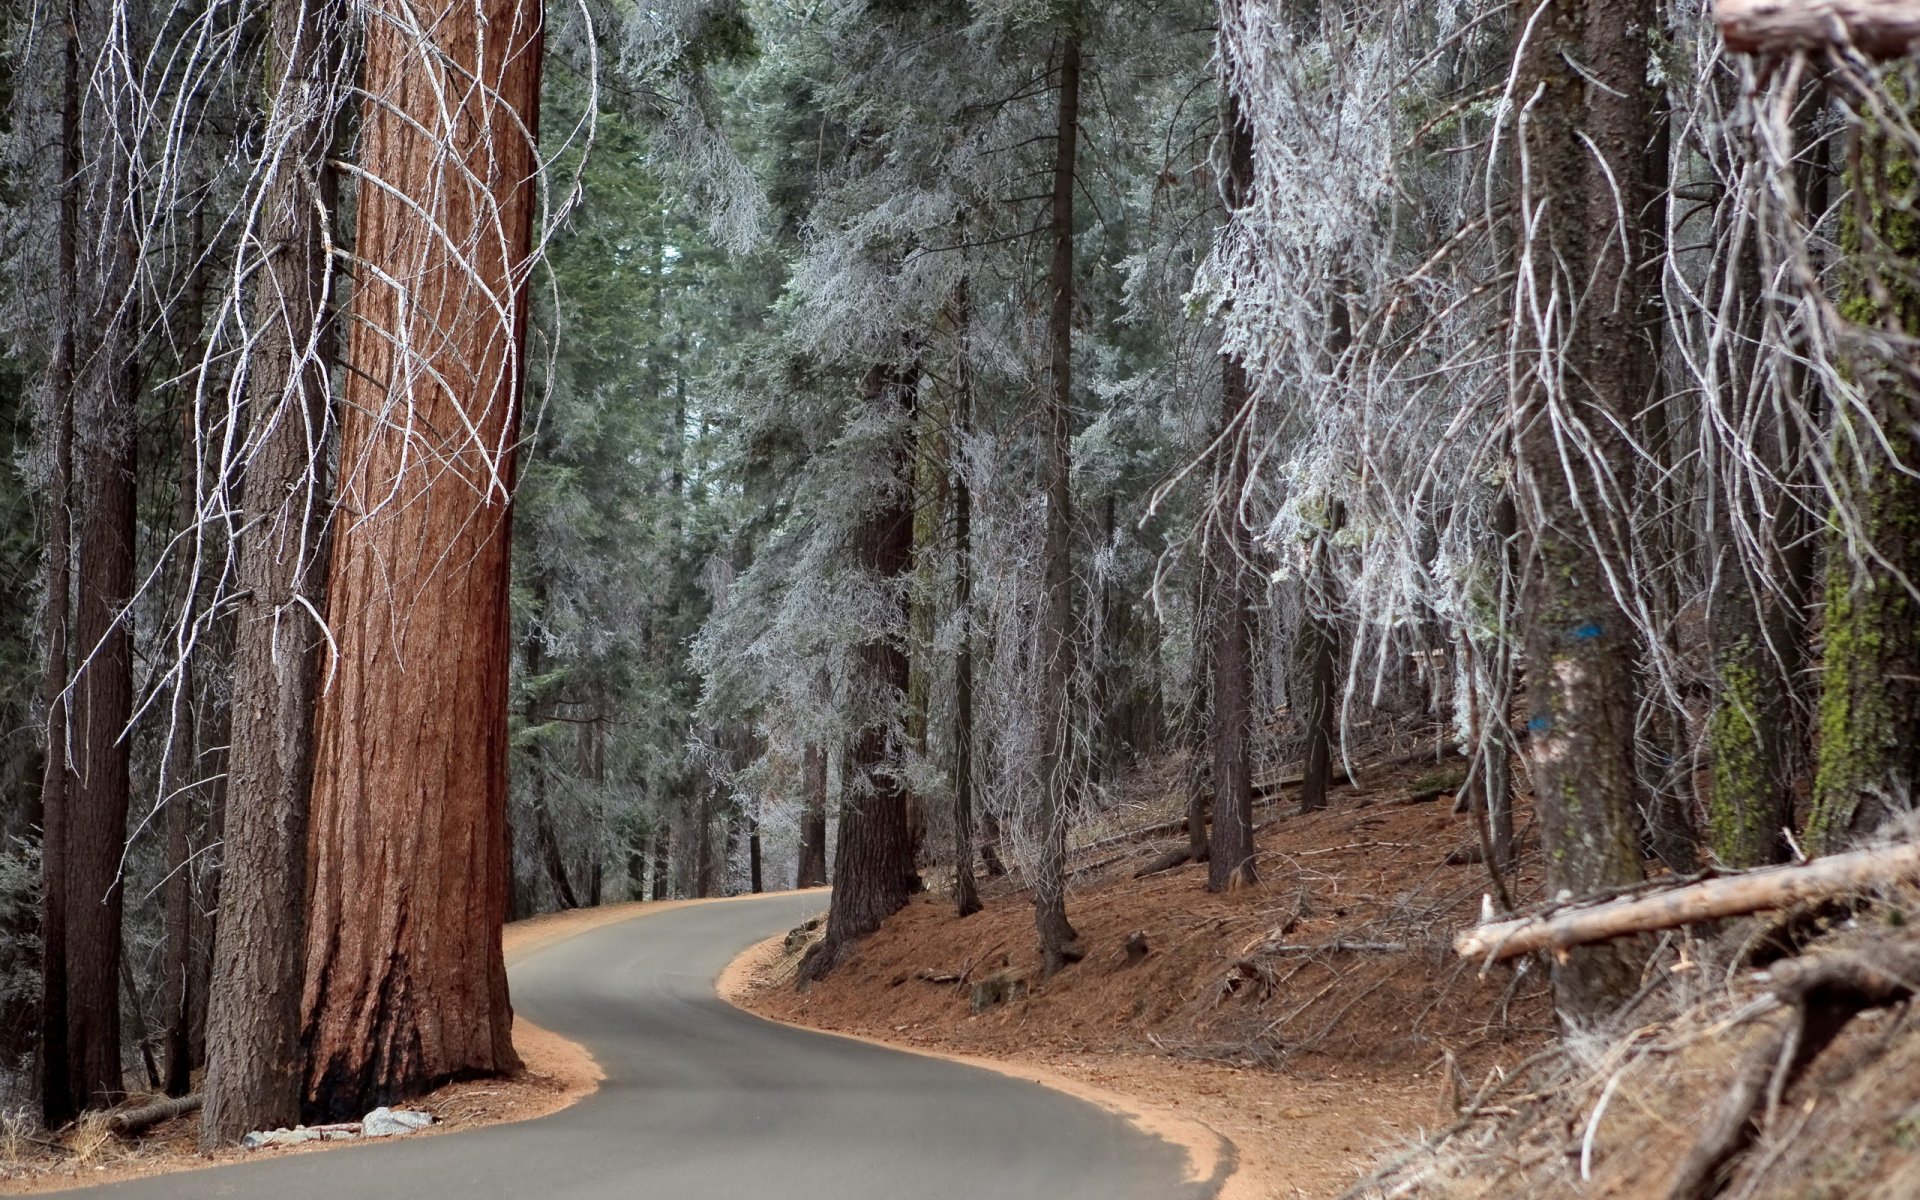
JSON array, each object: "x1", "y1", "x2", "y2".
[
  {"x1": 951, "y1": 284, "x2": 983, "y2": 918},
  {"x1": 650, "y1": 824, "x2": 670, "y2": 900},
  {"x1": 694, "y1": 787, "x2": 716, "y2": 898},
  {"x1": 1298, "y1": 282, "x2": 1353, "y2": 818},
  {"x1": 796, "y1": 744, "x2": 828, "y2": 889},
  {"x1": 1512, "y1": 0, "x2": 1654, "y2": 1022},
  {"x1": 1481, "y1": 491, "x2": 1519, "y2": 871},
  {"x1": 36, "y1": 5, "x2": 81, "y2": 1130},
  {"x1": 748, "y1": 811, "x2": 763, "y2": 894},
  {"x1": 1637, "y1": 86, "x2": 1698, "y2": 874},
  {"x1": 1296, "y1": 510, "x2": 1341, "y2": 816},
  {"x1": 1207, "y1": 92, "x2": 1258, "y2": 892},
  {"x1": 199, "y1": 0, "x2": 345, "y2": 1143},
  {"x1": 1704, "y1": 83, "x2": 1799, "y2": 868},
  {"x1": 300, "y1": 0, "x2": 542, "y2": 1119},
  {"x1": 159, "y1": 185, "x2": 213, "y2": 1103},
  {"x1": 64, "y1": 26, "x2": 144, "y2": 1103},
  {"x1": 796, "y1": 360, "x2": 919, "y2": 983},
  {"x1": 1032, "y1": 27, "x2": 1084, "y2": 977}
]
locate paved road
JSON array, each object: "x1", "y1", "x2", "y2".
[{"x1": 68, "y1": 893, "x2": 1220, "y2": 1198}]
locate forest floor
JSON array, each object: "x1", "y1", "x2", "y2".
[
  {"x1": 0, "y1": 899, "x2": 675, "y2": 1192},
  {"x1": 727, "y1": 746, "x2": 1553, "y2": 1199},
  {"x1": 727, "y1": 748, "x2": 1920, "y2": 1200}
]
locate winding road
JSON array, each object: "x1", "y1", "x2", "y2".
[{"x1": 67, "y1": 892, "x2": 1221, "y2": 1198}]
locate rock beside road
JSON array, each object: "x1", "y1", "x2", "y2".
[{"x1": 242, "y1": 1109, "x2": 435, "y2": 1149}]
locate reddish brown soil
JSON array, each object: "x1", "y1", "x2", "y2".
[{"x1": 732, "y1": 757, "x2": 1555, "y2": 1199}]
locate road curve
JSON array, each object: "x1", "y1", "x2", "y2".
[{"x1": 65, "y1": 892, "x2": 1219, "y2": 1199}]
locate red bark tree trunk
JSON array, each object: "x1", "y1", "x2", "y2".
[{"x1": 299, "y1": 0, "x2": 543, "y2": 1120}]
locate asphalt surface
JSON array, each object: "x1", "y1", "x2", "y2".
[{"x1": 66, "y1": 892, "x2": 1220, "y2": 1198}]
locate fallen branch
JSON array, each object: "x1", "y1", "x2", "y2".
[
  {"x1": 106, "y1": 1094, "x2": 203, "y2": 1136},
  {"x1": 1718, "y1": 0, "x2": 1920, "y2": 60},
  {"x1": 1664, "y1": 944, "x2": 1920, "y2": 1200},
  {"x1": 1257, "y1": 939, "x2": 1407, "y2": 955},
  {"x1": 1455, "y1": 842, "x2": 1920, "y2": 962}
]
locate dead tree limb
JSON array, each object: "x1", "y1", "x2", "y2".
[
  {"x1": 1664, "y1": 944, "x2": 1920, "y2": 1200},
  {"x1": 1454, "y1": 842, "x2": 1920, "y2": 961},
  {"x1": 1718, "y1": 0, "x2": 1920, "y2": 60},
  {"x1": 107, "y1": 1093, "x2": 203, "y2": 1136}
]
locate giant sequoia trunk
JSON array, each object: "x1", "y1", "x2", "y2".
[
  {"x1": 796, "y1": 362, "x2": 919, "y2": 983},
  {"x1": 299, "y1": 0, "x2": 542, "y2": 1119},
  {"x1": 1033, "y1": 28, "x2": 1084, "y2": 975},
  {"x1": 1511, "y1": 0, "x2": 1655, "y2": 1022},
  {"x1": 199, "y1": 0, "x2": 345, "y2": 1144},
  {"x1": 1206, "y1": 92, "x2": 1258, "y2": 893}
]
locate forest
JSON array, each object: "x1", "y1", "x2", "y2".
[{"x1": 3, "y1": 0, "x2": 1920, "y2": 1195}]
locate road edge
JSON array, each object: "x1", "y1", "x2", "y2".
[{"x1": 714, "y1": 928, "x2": 1242, "y2": 1200}]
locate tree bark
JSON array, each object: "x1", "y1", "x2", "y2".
[
  {"x1": 952, "y1": 302, "x2": 983, "y2": 917},
  {"x1": 299, "y1": 0, "x2": 542, "y2": 1119},
  {"x1": 1455, "y1": 840, "x2": 1920, "y2": 962},
  {"x1": 1207, "y1": 92, "x2": 1259, "y2": 892},
  {"x1": 159, "y1": 189, "x2": 214, "y2": 1102},
  {"x1": 64, "y1": 25, "x2": 143, "y2": 1105},
  {"x1": 1806, "y1": 86, "x2": 1920, "y2": 852},
  {"x1": 796, "y1": 743, "x2": 828, "y2": 889},
  {"x1": 748, "y1": 810, "x2": 763, "y2": 894},
  {"x1": 1296, "y1": 508, "x2": 1341, "y2": 816},
  {"x1": 36, "y1": 3, "x2": 81, "y2": 1129},
  {"x1": 796, "y1": 360, "x2": 919, "y2": 983},
  {"x1": 1032, "y1": 27, "x2": 1084, "y2": 976},
  {"x1": 1704, "y1": 104, "x2": 1799, "y2": 869},
  {"x1": 1511, "y1": 0, "x2": 1655, "y2": 1022},
  {"x1": 199, "y1": 0, "x2": 345, "y2": 1144},
  {"x1": 650, "y1": 822, "x2": 670, "y2": 900},
  {"x1": 1718, "y1": 0, "x2": 1920, "y2": 59}
]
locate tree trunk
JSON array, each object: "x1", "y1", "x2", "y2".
[
  {"x1": 1032, "y1": 28, "x2": 1084, "y2": 976},
  {"x1": 1296, "y1": 506, "x2": 1341, "y2": 816},
  {"x1": 796, "y1": 360, "x2": 919, "y2": 983},
  {"x1": 693, "y1": 786, "x2": 716, "y2": 898},
  {"x1": 299, "y1": 0, "x2": 542, "y2": 1119},
  {"x1": 1806, "y1": 85, "x2": 1920, "y2": 852},
  {"x1": 36, "y1": 5, "x2": 80, "y2": 1130},
  {"x1": 1704, "y1": 99, "x2": 1798, "y2": 868},
  {"x1": 1481, "y1": 491, "x2": 1518, "y2": 871},
  {"x1": 1511, "y1": 0, "x2": 1655, "y2": 1022},
  {"x1": 64, "y1": 0, "x2": 144, "y2": 1100},
  {"x1": 199, "y1": 0, "x2": 345, "y2": 1144},
  {"x1": 1207, "y1": 92, "x2": 1258, "y2": 892},
  {"x1": 160, "y1": 183, "x2": 213, "y2": 1103},
  {"x1": 952, "y1": 295, "x2": 983, "y2": 918},
  {"x1": 748, "y1": 811, "x2": 763, "y2": 894},
  {"x1": 796, "y1": 743, "x2": 828, "y2": 889},
  {"x1": 650, "y1": 823, "x2": 670, "y2": 900}
]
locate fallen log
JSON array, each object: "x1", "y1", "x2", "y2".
[
  {"x1": 106, "y1": 1093, "x2": 203, "y2": 1136},
  {"x1": 1718, "y1": 0, "x2": 1920, "y2": 60},
  {"x1": 1454, "y1": 841, "x2": 1920, "y2": 962}
]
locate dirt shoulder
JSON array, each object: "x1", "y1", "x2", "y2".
[
  {"x1": 721, "y1": 764, "x2": 1539, "y2": 1200},
  {"x1": 722, "y1": 929, "x2": 1423, "y2": 1200},
  {"x1": 0, "y1": 897, "x2": 747, "y2": 1193}
]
